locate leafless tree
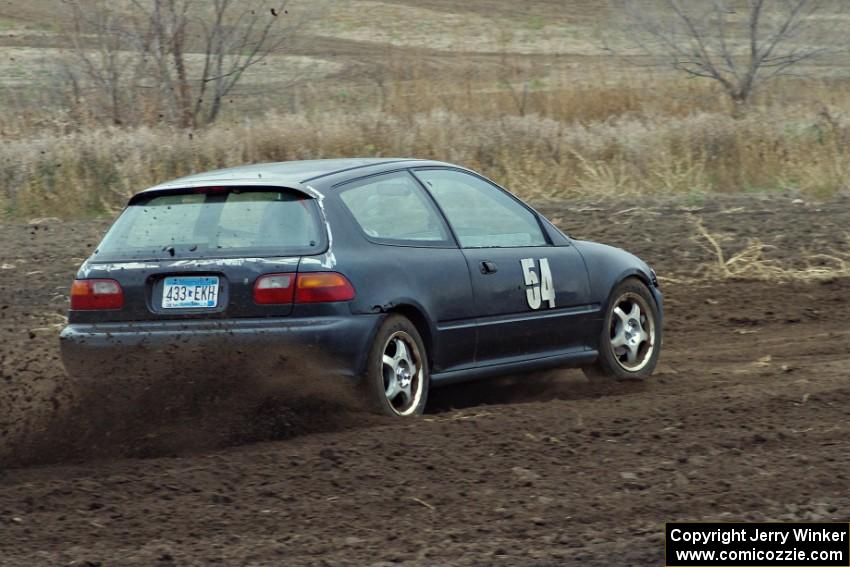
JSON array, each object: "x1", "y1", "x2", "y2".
[
  {"x1": 613, "y1": 0, "x2": 846, "y2": 105},
  {"x1": 61, "y1": 0, "x2": 314, "y2": 127},
  {"x1": 60, "y1": 1, "x2": 146, "y2": 125}
]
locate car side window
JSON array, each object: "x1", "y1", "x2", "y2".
[
  {"x1": 338, "y1": 171, "x2": 451, "y2": 245},
  {"x1": 413, "y1": 169, "x2": 547, "y2": 248}
]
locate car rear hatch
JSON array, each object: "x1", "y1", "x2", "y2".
[{"x1": 69, "y1": 186, "x2": 328, "y2": 323}]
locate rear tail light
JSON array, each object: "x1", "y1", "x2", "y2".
[
  {"x1": 295, "y1": 272, "x2": 356, "y2": 303},
  {"x1": 253, "y1": 272, "x2": 355, "y2": 305},
  {"x1": 70, "y1": 279, "x2": 124, "y2": 310},
  {"x1": 253, "y1": 273, "x2": 296, "y2": 305}
]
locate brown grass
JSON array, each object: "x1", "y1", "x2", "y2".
[
  {"x1": 2, "y1": 64, "x2": 850, "y2": 218},
  {"x1": 693, "y1": 218, "x2": 850, "y2": 282}
]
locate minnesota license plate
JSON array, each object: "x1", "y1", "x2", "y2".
[{"x1": 162, "y1": 276, "x2": 219, "y2": 309}]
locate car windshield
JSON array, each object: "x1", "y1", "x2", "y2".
[{"x1": 93, "y1": 189, "x2": 325, "y2": 261}]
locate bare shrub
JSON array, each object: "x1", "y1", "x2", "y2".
[
  {"x1": 59, "y1": 0, "x2": 316, "y2": 128},
  {"x1": 613, "y1": 0, "x2": 848, "y2": 106}
]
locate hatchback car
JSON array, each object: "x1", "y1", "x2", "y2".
[{"x1": 60, "y1": 158, "x2": 662, "y2": 416}]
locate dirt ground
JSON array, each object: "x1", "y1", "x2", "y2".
[{"x1": 1, "y1": 195, "x2": 849, "y2": 565}]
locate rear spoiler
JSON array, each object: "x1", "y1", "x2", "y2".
[{"x1": 127, "y1": 185, "x2": 314, "y2": 206}]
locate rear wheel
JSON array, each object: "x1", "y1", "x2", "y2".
[
  {"x1": 361, "y1": 315, "x2": 429, "y2": 416},
  {"x1": 583, "y1": 279, "x2": 660, "y2": 381}
]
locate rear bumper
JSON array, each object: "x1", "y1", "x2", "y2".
[{"x1": 60, "y1": 315, "x2": 381, "y2": 383}]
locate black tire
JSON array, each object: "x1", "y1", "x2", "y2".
[
  {"x1": 361, "y1": 314, "x2": 430, "y2": 417},
  {"x1": 583, "y1": 278, "x2": 661, "y2": 381}
]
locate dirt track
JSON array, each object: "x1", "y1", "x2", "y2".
[{"x1": 1, "y1": 196, "x2": 849, "y2": 565}]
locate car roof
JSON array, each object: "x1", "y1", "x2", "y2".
[{"x1": 137, "y1": 158, "x2": 457, "y2": 198}]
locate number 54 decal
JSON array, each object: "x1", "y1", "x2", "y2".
[{"x1": 521, "y1": 258, "x2": 555, "y2": 309}]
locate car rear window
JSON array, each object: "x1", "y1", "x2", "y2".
[{"x1": 93, "y1": 189, "x2": 326, "y2": 261}]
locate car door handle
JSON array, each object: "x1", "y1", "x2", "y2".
[{"x1": 480, "y1": 261, "x2": 498, "y2": 274}]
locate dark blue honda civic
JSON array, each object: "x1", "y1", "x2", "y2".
[{"x1": 60, "y1": 159, "x2": 662, "y2": 417}]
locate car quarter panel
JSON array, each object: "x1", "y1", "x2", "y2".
[{"x1": 306, "y1": 192, "x2": 477, "y2": 373}]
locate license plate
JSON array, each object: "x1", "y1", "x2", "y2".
[{"x1": 162, "y1": 276, "x2": 219, "y2": 309}]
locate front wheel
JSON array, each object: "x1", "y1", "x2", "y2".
[
  {"x1": 361, "y1": 315, "x2": 429, "y2": 416},
  {"x1": 583, "y1": 278, "x2": 661, "y2": 381}
]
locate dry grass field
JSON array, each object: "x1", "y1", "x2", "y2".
[{"x1": 1, "y1": 0, "x2": 850, "y2": 217}]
